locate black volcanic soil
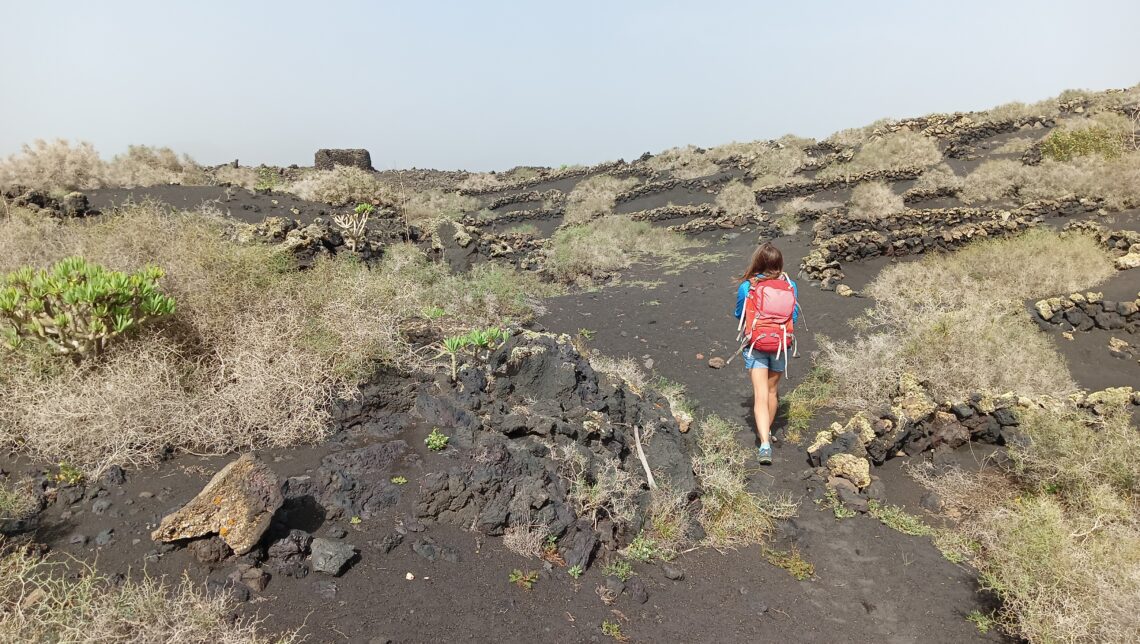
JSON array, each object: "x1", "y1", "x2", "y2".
[{"x1": 14, "y1": 144, "x2": 1139, "y2": 642}]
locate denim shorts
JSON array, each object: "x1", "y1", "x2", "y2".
[{"x1": 742, "y1": 349, "x2": 787, "y2": 373}]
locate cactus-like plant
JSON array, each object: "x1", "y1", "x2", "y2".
[
  {"x1": 333, "y1": 202, "x2": 374, "y2": 251},
  {"x1": 0, "y1": 257, "x2": 176, "y2": 361}
]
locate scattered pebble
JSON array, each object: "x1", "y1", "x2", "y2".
[
  {"x1": 326, "y1": 526, "x2": 347, "y2": 539},
  {"x1": 95, "y1": 529, "x2": 114, "y2": 546},
  {"x1": 405, "y1": 572, "x2": 415, "y2": 581},
  {"x1": 708, "y1": 357, "x2": 726, "y2": 369},
  {"x1": 68, "y1": 533, "x2": 87, "y2": 546},
  {"x1": 662, "y1": 564, "x2": 684, "y2": 581},
  {"x1": 91, "y1": 499, "x2": 111, "y2": 515}
]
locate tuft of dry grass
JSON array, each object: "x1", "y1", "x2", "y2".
[
  {"x1": 0, "y1": 139, "x2": 105, "y2": 192},
  {"x1": 103, "y1": 145, "x2": 206, "y2": 187},
  {"x1": 692, "y1": 415, "x2": 798, "y2": 549},
  {"x1": 0, "y1": 140, "x2": 207, "y2": 192},
  {"x1": 646, "y1": 146, "x2": 720, "y2": 179},
  {"x1": 992, "y1": 137, "x2": 1038, "y2": 155},
  {"x1": 961, "y1": 152, "x2": 1140, "y2": 210},
  {"x1": 847, "y1": 181, "x2": 904, "y2": 220},
  {"x1": 458, "y1": 172, "x2": 503, "y2": 191},
  {"x1": 821, "y1": 230, "x2": 1114, "y2": 410},
  {"x1": 546, "y1": 216, "x2": 703, "y2": 283},
  {"x1": 910, "y1": 163, "x2": 963, "y2": 193},
  {"x1": 0, "y1": 203, "x2": 553, "y2": 474},
  {"x1": 503, "y1": 523, "x2": 550, "y2": 559},
  {"x1": 0, "y1": 541, "x2": 297, "y2": 642},
  {"x1": 285, "y1": 166, "x2": 393, "y2": 206},
  {"x1": 714, "y1": 180, "x2": 760, "y2": 218},
  {"x1": 911, "y1": 400, "x2": 1140, "y2": 644},
  {"x1": 556, "y1": 444, "x2": 641, "y2": 527},
  {"x1": 400, "y1": 189, "x2": 480, "y2": 229},
  {"x1": 563, "y1": 175, "x2": 640, "y2": 225},
  {"x1": 818, "y1": 130, "x2": 943, "y2": 180}
]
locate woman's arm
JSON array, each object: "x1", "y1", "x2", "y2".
[{"x1": 734, "y1": 281, "x2": 749, "y2": 318}]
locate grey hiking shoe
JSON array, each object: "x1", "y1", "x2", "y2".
[{"x1": 758, "y1": 445, "x2": 773, "y2": 465}]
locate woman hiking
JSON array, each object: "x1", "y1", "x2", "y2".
[{"x1": 734, "y1": 242, "x2": 799, "y2": 465}]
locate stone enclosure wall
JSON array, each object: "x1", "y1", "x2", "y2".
[{"x1": 314, "y1": 149, "x2": 373, "y2": 172}]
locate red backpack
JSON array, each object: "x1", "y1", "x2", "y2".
[{"x1": 737, "y1": 273, "x2": 797, "y2": 359}]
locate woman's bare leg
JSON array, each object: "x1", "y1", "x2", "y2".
[
  {"x1": 750, "y1": 367, "x2": 771, "y2": 446},
  {"x1": 767, "y1": 370, "x2": 782, "y2": 437}
]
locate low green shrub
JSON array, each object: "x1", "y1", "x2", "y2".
[{"x1": 1, "y1": 257, "x2": 175, "y2": 362}]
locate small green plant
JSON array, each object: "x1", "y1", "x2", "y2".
[
  {"x1": 390, "y1": 476, "x2": 408, "y2": 485},
  {"x1": 435, "y1": 327, "x2": 511, "y2": 380},
  {"x1": 0, "y1": 257, "x2": 176, "y2": 362},
  {"x1": 349, "y1": 515, "x2": 362, "y2": 525},
  {"x1": 577, "y1": 328, "x2": 596, "y2": 340},
  {"x1": 254, "y1": 166, "x2": 282, "y2": 191},
  {"x1": 421, "y1": 306, "x2": 447, "y2": 320},
  {"x1": 435, "y1": 335, "x2": 467, "y2": 381},
  {"x1": 53, "y1": 462, "x2": 85, "y2": 487},
  {"x1": 819, "y1": 488, "x2": 857, "y2": 519},
  {"x1": 601, "y1": 559, "x2": 633, "y2": 582},
  {"x1": 508, "y1": 569, "x2": 538, "y2": 590},
  {"x1": 1040, "y1": 126, "x2": 1123, "y2": 161},
  {"x1": 763, "y1": 547, "x2": 815, "y2": 580},
  {"x1": 425, "y1": 428, "x2": 449, "y2": 451},
  {"x1": 601, "y1": 620, "x2": 628, "y2": 641},
  {"x1": 780, "y1": 367, "x2": 834, "y2": 445},
  {"x1": 0, "y1": 482, "x2": 38, "y2": 521},
  {"x1": 966, "y1": 609, "x2": 996, "y2": 634},
  {"x1": 625, "y1": 532, "x2": 658, "y2": 562},
  {"x1": 567, "y1": 564, "x2": 584, "y2": 579},
  {"x1": 868, "y1": 500, "x2": 934, "y2": 536}
]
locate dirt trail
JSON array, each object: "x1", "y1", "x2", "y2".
[{"x1": 538, "y1": 228, "x2": 1003, "y2": 643}]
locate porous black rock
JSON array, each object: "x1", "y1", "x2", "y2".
[{"x1": 310, "y1": 538, "x2": 356, "y2": 576}]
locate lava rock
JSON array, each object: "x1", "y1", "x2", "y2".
[
  {"x1": 310, "y1": 538, "x2": 357, "y2": 576},
  {"x1": 267, "y1": 529, "x2": 313, "y2": 564},
  {"x1": 95, "y1": 529, "x2": 114, "y2": 546},
  {"x1": 662, "y1": 564, "x2": 685, "y2": 581},
  {"x1": 626, "y1": 576, "x2": 649, "y2": 604},
  {"x1": 412, "y1": 538, "x2": 439, "y2": 562},
  {"x1": 151, "y1": 453, "x2": 283, "y2": 555},
  {"x1": 188, "y1": 535, "x2": 233, "y2": 564}
]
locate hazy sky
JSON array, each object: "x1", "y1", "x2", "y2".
[{"x1": 2, "y1": 1, "x2": 1138, "y2": 171}]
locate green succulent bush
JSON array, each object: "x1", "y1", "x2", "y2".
[{"x1": 0, "y1": 257, "x2": 175, "y2": 361}]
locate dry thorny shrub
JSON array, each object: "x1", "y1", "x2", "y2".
[
  {"x1": 546, "y1": 215, "x2": 703, "y2": 283},
  {"x1": 818, "y1": 130, "x2": 943, "y2": 180},
  {"x1": 284, "y1": 165, "x2": 394, "y2": 206},
  {"x1": 960, "y1": 151, "x2": 1140, "y2": 210},
  {"x1": 908, "y1": 401, "x2": 1140, "y2": 643},
  {"x1": 0, "y1": 140, "x2": 205, "y2": 192},
  {"x1": 820, "y1": 229, "x2": 1114, "y2": 410},
  {"x1": 847, "y1": 180, "x2": 904, "y2": 221},
  {"x1": 562, "y1": 175, "x2": 639, "y2": 225},
  {"x1": 0, "y1": 203, "x2": 552, "y2": 473},
  {"x1": 714, "y1": 180, "x2": 761, "y2": 218},
  {"x1": 692, "y1": 416, "x2": 797, "y2": 550},
  {"x1": 0, "y1": 541, "x2": 297, "y2": 643},
  {"x1": 645, "y1": 146, "x2": 720, "y2": 179}
]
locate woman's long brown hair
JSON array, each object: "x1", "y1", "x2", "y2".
[{"x1": 741, "y1": 242, "x2": 783, "y2": 281}]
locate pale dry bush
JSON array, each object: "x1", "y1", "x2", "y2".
[
  {"x1": 546, "y1": 216, "x2": 702, "y2": 283},
  {"x1": 563, "y1": 175, "x2": 639, "y2": 225},
  {"x1": 909, "y1": 162, "x2": 963, "y2": 192},
  {"x1": 714, "y1": 180, "x2": 760, "y2": 218},
  {"x1": 458, "y1": 172, "x2": 503, "y2": 191},
  {"x1": 778, "y1": 196, "x2": 841, "y2": 217},
  {"x1": 847, "y1": 181, "x2": 904, "y2": 220},
  {"x1": 555, "y1": 444, "x2": 640, "y2": 527},
  {"x1": 742, "y1": 144, "x2": 808, "y2": 177},
  {"x1": 285, "y1": 166, "x2": 392, "y2": 205},
  {"x1": 210, "y1": 164, "x2": 260, "y2": 189},
  {"x1": 646, "y1": 146, "x2": 719, "y2": 179},
  {"x1": 0, "y1": 139, "x2": 105, "y2": 191},
  {"x1": 502, "y1": 523, "x2": 549, "y2": 559},
  {"x1": 818, "y1": 130, "x2": 943, "y2": 179},
  {"x1": 820, "y1": 230, "x2": 1113, "y2": 410},
  {"x1": 824, "y1": 118, "x2": 893, "y2": 149},
  {"x1": 752, "y1": 174, "x2": 810, "y2": 190},
  {"x1": 992, "y1": 136, "x2": 1037, "y2": 155},
  {"x1": 0, "y1": 544, "x2": 296, "y2": 643},
  {"x1": 962, "y1": 153, "x2": 1140, "y2": 209},
  {"x1": 959, "y1": 159, "x2": 1026, "y2": 204},
  {"x1": 643, "y1": 488, "x2": 692, "y2": 559},
  {"x1": 981, "y1": 100, "x2": 1058, "y2": 123},
  {"x1": 0, "y1": 204, "x2": 550, "y2": 473},
  {"x1": 103, "y1": 145, "x2": 206, "y2": 187},
  {"x1": 588, "y1": 353, "x2": 648, "y2": 394},
  {"x1": 910, "y1": 402, "x2": 1140, "y2": 643},
  {"x1": 400, "y1": 189, "x2": 480, "y2": 228},
  {"x1": 692, "y1": 415, "x2": 797, "y2": 550}
]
